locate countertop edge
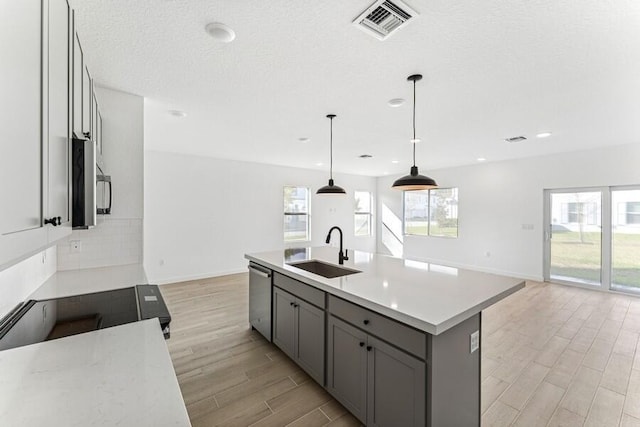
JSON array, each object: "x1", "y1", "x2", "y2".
[{"x1": 245, "y1": 253, "x2": 525, "y2": 335}]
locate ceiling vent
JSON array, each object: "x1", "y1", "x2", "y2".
[
  {"x1": 505, "y1": 136, "x2": 527, "y2": 143},
  {"x1": 353, "y1": 0, "x2": 418, "y2": 41}
]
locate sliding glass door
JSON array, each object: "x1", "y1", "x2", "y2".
[
  {"x1": 546, "y1": 190, "x2": 603, "y2": 287},
  {"x1": 545, "y1": 186, "x2": 640, "y2": 293},
  {"x1": 611, "y1": 188, "x2": 640, "y2": 292}
]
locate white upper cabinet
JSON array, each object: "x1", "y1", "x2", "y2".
[
  {"x1": 0, "y1": 0, "x2": 73, "y2": 270},
  {"x1": 72, "y1": 29, "x2": 82, "y2": 138},
  {"x1": 0, "y1": 0, "x2": 44, "y2": 237},
  {"x1": 46, "y1": 0, "x2": 72, "y2": 241},
  {"x1": 82, "y1": 65, "x2": 91, "y2": 137}
]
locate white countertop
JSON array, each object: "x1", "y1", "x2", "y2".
[
  {"x1": 0, "y1": 319, "x2": 191, "y2": 427},
  {"x1": 246, "y1": 247, "x2": 525, "y2": 335},
  {"x1": 30, "y1": 263, "x2": 148, "y2": 300}
]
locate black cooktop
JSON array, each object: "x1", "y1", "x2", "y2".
[{"x1": 0, "y1": 285, "x2": 170, "y2": 352}]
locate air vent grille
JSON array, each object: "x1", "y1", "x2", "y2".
[
  {"x1": 353, "y1": 0, "x2": 418, "y2": 41},
  {"x1": 505, "y1": 136, "x2": 527, "y2": 143}
]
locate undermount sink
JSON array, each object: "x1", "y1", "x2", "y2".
[{"x1": 287, "y1": 260, "x2": 361, "y2": 279}]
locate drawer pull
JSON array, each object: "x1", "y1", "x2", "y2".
[
  {"x1": 359, "y1": 342, "x2": 365, "y2": 347},
  {"x1": 366, "y1": 345, "x2": 372, "y2": 351},
  {"x1": 363, "y1": 319, "x2": 370, "y2": 325}
]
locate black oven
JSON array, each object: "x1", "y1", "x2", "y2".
[{"x1": 0, "y1": 285, "x2": 171, "y2": 352}]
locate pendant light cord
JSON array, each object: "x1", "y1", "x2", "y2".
[
  {"x1": 412, "y1": 78, "x2": 417, "y2": 167},
  {"x1": 330, "y1": 116, "x2": 334, "y2": 180}
]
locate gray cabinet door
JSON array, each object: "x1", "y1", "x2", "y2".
[
  {"x1": 327, "y1": 315, "x2": 368, "y2": 424},
  {"x1": 295, "y1": 299, "x2": 324, "y2": 385},
  {"x1": 367, "y1": 336, "x2": 426, "y2": 427},
  {"x1": 272, "y1": 287, "x2": 296, "y2": 359}
]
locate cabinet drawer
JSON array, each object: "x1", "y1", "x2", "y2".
[
  {"x1": 273, "y1": 272, "x2": 325, "y2": 309},
  {"x1": 328, "y1": 295, "x2": 426, "y2": 359}
]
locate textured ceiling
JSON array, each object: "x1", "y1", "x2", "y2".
[{"x1": 71, "y1": 0, "x2": 640, "y2": 176}]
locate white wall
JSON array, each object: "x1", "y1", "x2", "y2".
[
  {"x1": 377, "y1": 143, "x2": 640, "y2": 280},
  {"x1": 57, "y1": 86, "x2": 144, "y2": 270},
  {"x1": 144, "y1": 150, "x2": 377, "y2": 284},
  {"x1": 0, "y1": 247, "x2": 56, "y2": 318}
]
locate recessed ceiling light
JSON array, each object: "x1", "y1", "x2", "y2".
[
  {"x1": 315, "y1": 162, "x2": 323, "y2": 167},
  {"x1": 359, "y1": 154, "x2": 373, "y2": 158},
  {"x1": 388, "y1": 98, "x2": 405, "y2": 107},
  {"x1": 168, "y1": 110, "x2": 187, "y2": 117},
  {"x1": 383, "y1": 171, "x2": 389, "y2": 175},
  {"x1": 391, "y1": 160, "x2": 399, "y2": 164},
  {"x1": 205, "y1": 22, "x2": 236, "y2": 43},
  {"x1": 477, "y1": 157, "x2": 487, "y2": 162},
  {"x1": 298, "y1": 137, "x2": 310, "y2": 143},
  {"x1": 536, "y1": 132, "x2": 552, "y2": 138}
]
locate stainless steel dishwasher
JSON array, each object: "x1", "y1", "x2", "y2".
[{"x1": 248, "y1": 262, "x2": 272, "y2": 341}]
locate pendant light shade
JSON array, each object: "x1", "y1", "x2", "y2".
[
  {"x1": 317, "y1": 114, "x2": 346, "y2": 195},
  {"x1": 392, "y1": 74, "x2": 438, "y2": 191}
]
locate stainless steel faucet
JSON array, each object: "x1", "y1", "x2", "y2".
[{"x1": 325, "y1": 226, "x2": 349, "y2": 265}]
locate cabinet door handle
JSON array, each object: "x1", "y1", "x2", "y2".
[
  {"x1": 366, "y1": 345, "x2": 372, "y2": 352},
  {"x1": 359, "y1": 342, "x2": 365, "y2": 347},
  {"x1": 363, "y1": 319, "x2": 370, "y2": 325},
  {"x1": 290, "y1": 302, "x2": 295, "y2": 307},
  {"x1": 45, "y1": 216, "x2": 62, "y2": 227}
]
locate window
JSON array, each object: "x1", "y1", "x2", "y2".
[
  {"x1": 284, "y1": 186, "x2": 310, "y2": 241},
  {"x1": 403, "y1": 188, "x2": 458, "y2": 238},
  {"x1": 563, "y1": 202, "x2": 598, "y2": 224},
  {"x1": 354, "y1": 191, "x2": 372, "y2": 236},
  {"x1": 626, "y1": 202, "x2": 640, "y2": 225},
  {"x1": 429, "y1": 188, "x2": 459, "y2": 237}
]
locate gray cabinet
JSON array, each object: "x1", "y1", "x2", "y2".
[
  {"x1": 327, "y1": 315, "x2": 426, "y2": 427},
  {"x1": 272, "y1": 286, "x2": 325, "y2": 385},
  {"x1": 367, "y1": 336, "x2": 425, "y2": 427},
  {"x1": 327, "y1": 315, "x2": 368, "y2": 423}
]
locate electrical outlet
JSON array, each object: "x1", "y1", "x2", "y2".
[
  {"x1": 70, "y1": 240, "x2": 82, "y2": 253},
  {"x1": 470, "y1": 330, "x2": 479, "y2": 353}
]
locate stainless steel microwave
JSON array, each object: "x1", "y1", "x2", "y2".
[{"x1": 72, "y1": 137, "x2": 112, "y2": 229}]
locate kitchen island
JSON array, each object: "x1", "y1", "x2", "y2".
[{"x1": 245, "y1": 247, "x2": 525, "y2": 427}]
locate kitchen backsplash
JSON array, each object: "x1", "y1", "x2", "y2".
[{"x1": 57, "y1": 218, "x2": 142, "y2": 270}]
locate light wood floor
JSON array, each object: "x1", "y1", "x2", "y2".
[{"x1": 161, "y1": 274, "x2": 640, "y2": 427}]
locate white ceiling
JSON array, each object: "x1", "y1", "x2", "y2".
[{"x1": 71, "y1": 0, "x2": 640, "y2": 177}]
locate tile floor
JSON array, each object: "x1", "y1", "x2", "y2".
[
  {"x1": 162, "y1": 273, "x2": 640, "y2": 426},
  {"x1": 481, "y1": 280, "x2": 640, "y2": 426}
]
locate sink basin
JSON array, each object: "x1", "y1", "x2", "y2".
[{"x1": 287, "y1": 260, "x2": 361, "y2": 279}]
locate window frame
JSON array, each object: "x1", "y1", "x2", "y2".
[
  {"x1": 283, "y1": 185, "x2": 311, "y2": 242},
  {"x1": 354, "y1": 190, "x2": 373, "y2": 237},
  {"x1": 403, "y1": 187, "x2": 459, "y2": 239}
]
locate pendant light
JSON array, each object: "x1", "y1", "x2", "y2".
[
  {"x1": 317, "y1": 114, "x2": 346, "y2": 194},
  {"x1": 392, "y1": 74, "x2": 438, "y2": 191}
]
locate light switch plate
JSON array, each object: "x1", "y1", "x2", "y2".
[{"x1": 470, "y1": 330, "x2": 479, "y2": 353}]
